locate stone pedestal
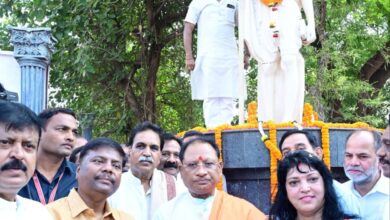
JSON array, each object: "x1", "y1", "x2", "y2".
[
  {"x1": 206, "y1": 128, "x2": 356, "y2": 213},
  {"x1": 8, "y1": 26, "x2": 56, "y2": 113}
]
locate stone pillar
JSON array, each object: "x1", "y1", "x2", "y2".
[
  {"x1": 79, "y1": 113, "x2": 95, "y2": 141},
  {"x1": 8, "y1": 26, "x2": 56, "y2": 113}
]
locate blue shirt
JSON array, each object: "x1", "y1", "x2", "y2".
[{"x1": 18, "y1": 159, "x2": 78, "y2": 204}]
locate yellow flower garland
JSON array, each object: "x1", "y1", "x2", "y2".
[
  {"x1": 177, "y1": 102, "x2": 380, "y2": 202},
  {"x1": 321, "y1": 123, "x2": 331, "y2": 169},
  {"x1": 265, "y1": 122, "x2": 282, "y2": 202},
  {"x1": 248, "y1": 101, "x2": 258, "y2": 125},
  {"x1": 303, "y1": 103, "x2": 314, "y2": 125},
  {"x1": 214, "y1": 124, "x2": 230, "y2": 190}
]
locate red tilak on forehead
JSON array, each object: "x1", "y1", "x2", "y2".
[{"x1": 197, "y1": 156, "x2": 204, "y2": 161}]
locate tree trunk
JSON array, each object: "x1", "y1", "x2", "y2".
[
  {"x1": 356, "y1": 41, "x2": 390, "y2": 116},
  {"x1": 144, "y1": 44, "x2": 162, "y2": 122},
  {"x1": 309, "y1": 0, "x2": 327, "y2": 120},
  {"x1": 359, "y1": 41, "x2": 390, "y2": 89}
]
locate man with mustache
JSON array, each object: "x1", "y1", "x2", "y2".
[
  {"x1": 154, "y1": 137, "x2": 265, "y2": 220},
  {"x1": 343, "y1": 129, "x2": 390, "y2": 220},
  {"x1": 109, "y1": 122, "x2": 177, "y2": 220},
  {"x1": 19, "y1": 108, "x2": 79, "y2": 203},
  {"x1": 121, "y1": 144, "x2": 131, "y2": 173},
  {"x1": 377, "y1": 122, "x2": 390, "y2": 178},
  {"x1": 0, "y1": 100, "x2": 52, "y2": 219},
  {"x1": 46, "y1": 137, "x2": 133, "y2": 219},
  {"x1": 377, "y1": 120, "x2": 390, "y2": 220},
  {"x1": 158, "y1": 133, "x2": 182, "y2": 177}
]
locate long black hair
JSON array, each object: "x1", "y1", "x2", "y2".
[{"x1": 269, "y1": 151, "x2": 358, "y2": 220}]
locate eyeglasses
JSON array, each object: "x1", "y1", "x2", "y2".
[{"x1": 182, "y1": 161, "x2": 219, "y2": 171}]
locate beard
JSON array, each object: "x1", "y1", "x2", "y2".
[{"x1": 344, "y1": 163, "x2": 379, "y2": 185}]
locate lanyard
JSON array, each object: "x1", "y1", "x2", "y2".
[{"x1": 32, "y1": 171, "x2": 65, "y2": 205}]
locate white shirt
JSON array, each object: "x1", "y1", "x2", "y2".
[
  {"x1": 153, "y1": 191, "x2": 216, "y2": 220},
  {"x1": 343, "y1": 174, "x2": 390, "y2": 220},
  {"x1": 382, "y1": 201, "x2": 389, "y2": 220},
  {"x1": 0, "y1": 195, "x2": 53, "y2": 220},
  {"x1": 109, "y1": 169, "x2": 174, "y2": 220},
  {"x1": 108, "y1": 171, "x2": 152, "y2": 220},
  {"x1": 185, "y1": 0, "x2": 238, "y2": 58},
  {"x1": 333, "y1": 180, "x2": 361, "y2": 217},
  {"x1": 175, "y1": 173, "x2": 188, "y2": 195},
  {"x1": 185, "y1": 0, "x2": 240, "y2": 99}
]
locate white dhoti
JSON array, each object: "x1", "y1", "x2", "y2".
[
  {"x1": 192, "y1": 56, "x2": 239, "y2": 128},
  {"x1": 258, "y1": 53, "x2": 305, "y2": 123}
]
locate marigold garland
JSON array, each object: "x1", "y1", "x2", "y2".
[
  {"x1": 247, "y1": 101, "x2": 258, "y2": 125},
  {"x1": 177, "y1": 102, "x2": 380, "y2": 202},
  {"x1": 260, "y1": 0, "x2": 283, "y2": 5},
  {"x1": 303, "y1": 103, "x2": 314, "y2": 126},
  {"x1": 214, "y1": 124, "x2": 230, "y2": 191},
  {"x1": 262, "y1": 121, "x2": 282, "y2": 202},
  {"x1": 321, "y1": 123, "x2": 331, "y2": 169}
]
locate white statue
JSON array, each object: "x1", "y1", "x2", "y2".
[{"x1": 240, "y1": 0, "x2": 316, "y2": 123}]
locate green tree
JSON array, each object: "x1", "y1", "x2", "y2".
[
  {"x1": 1, "y1": 0, "x2": 203, "y2": 142},
  {"x1": 0, "y1": 0, "x2": 389, "y2": 142}
]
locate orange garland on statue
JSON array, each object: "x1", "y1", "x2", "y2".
[
  {"x1": 321, "y1": 123, "x2": 331, "y2": 169},
  {"x1": 248, "y1": 101, "x2": 258, "y2": 125},
  {"x1": 178, "y1": 102, "x2": 379, "y2": 201},
  {"x1": 260, "y1": 0, "x2": 283, "y2": 6},
  {"x1": 303, "y1": 103, "x2": 314, "y2": 126},
  {"x1": 214, "y1": 125, "x2": 228, "y2": 191},
  {"x1": 261, "y1": 122, "x2": 282, "y2": 202}
]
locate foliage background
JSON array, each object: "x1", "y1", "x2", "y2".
[{"x1": 0, "y1": 0, "x2": 389, "y2": 142}]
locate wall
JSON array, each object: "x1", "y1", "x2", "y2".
[{"x1": 0, "y1": 51, "x2": 21, "y2": 96}]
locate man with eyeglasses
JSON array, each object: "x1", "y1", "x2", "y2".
[{"x1": 153, "y1": 137, "x2": 265, "y2": 220}]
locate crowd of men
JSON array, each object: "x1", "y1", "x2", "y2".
[{"x1": 1, "y1": 99, "x2": 389, "y2": 219}]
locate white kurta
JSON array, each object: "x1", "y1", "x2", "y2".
[
  {"x1": 0, "y1": 195, "x2": 53, "y2": 220},
  {"x1": 176, "y1": 173, "x2": 188, "y2": 195},
  {"x1": 108, "y1": 169, "x2": 174, "y2": 220},
  {"x1": 240, "y1": 0, "x2": 308, "y2": 123},
  {"x1": 153, "y1": 191, "x2": 216, "y2": 220},
  {"x1": 185, "y1": 0, "x2": 239, "y2": 100},
  {"x1": 333, "y1": 180, "x2": 361, "y2": 217},
  {"x1": 342, "y1": 173, "x2": 390, "y2": 220}
]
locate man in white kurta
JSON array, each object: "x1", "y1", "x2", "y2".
[
  {"x1": 343, "y1": 130, "x2": 390, "y2": 220},
  {"x1": 153, "y1": 189, "x2": 216, "y2": 220},
  {"x1": 108, "y1": 122, "x2": 177, "y2": 220},
  {"x1": 153, "y1": 138, "x2": 266, "y2": 220},
  {"x1": 108, "y1": 169, "x2": 173, "y2": 220},
  {"x1": 0, "y1": 195, "x2": 53, "y2": 219},
  {"x1": 343, "y1": 173, "x2": 389, "y2": 220},
  {"x1": 240, "y1": 0, "x2": 316, "y2": 123},
  {"x1": 184, "y1": 0, "x2": 240, "y2": 128},
  {"x1": 0, "y1": 101, "x2": 52, "y2": 219}
]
